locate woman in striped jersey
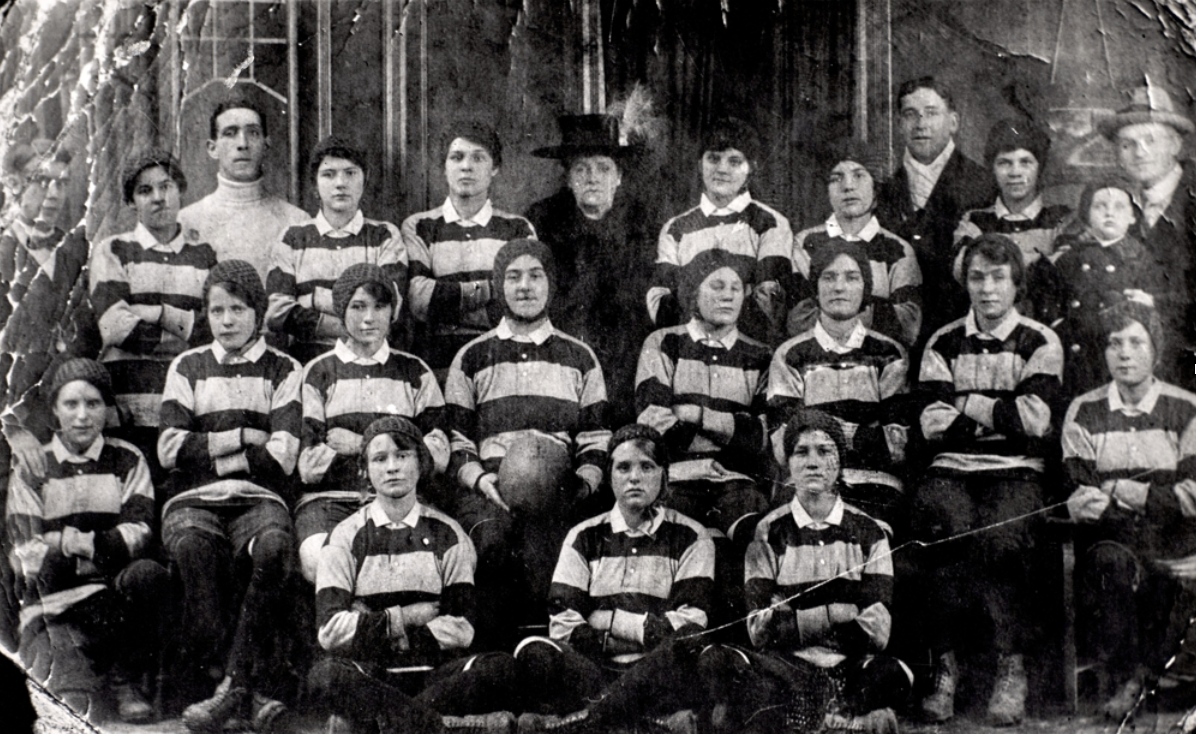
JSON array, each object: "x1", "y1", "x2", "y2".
[
  {"x1": 768, "y1": 240, "x2": 909, "y2": 530},
  {"x1": 89, "y1": 149, "x2": 217, "y2": 485},
  {"x1": 6, "y1": 358, "x2": 167, "y2": 723},
  {"x1": 1062, "y1": 302, "x2": 1196, "y2": 719},
  {"x1": 157, "y1": 260, "x2": 303, "y2": 733},
  {"x1": 514, "y1": 424, "x2": 719, "y2": 733},
  {"x1": 296, "y1": 263, "x2": 449, "y2": 585},
  {"x1": 266, "y1": 137, "x2": 407, "y2": 364}
]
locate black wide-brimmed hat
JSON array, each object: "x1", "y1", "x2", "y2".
[{"x1": 533, "y1": 114, "x2": 632, "y2": 160}]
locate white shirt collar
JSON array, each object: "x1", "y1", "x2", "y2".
[
  {"x1": 993, "y1": 195, "x2": 1044, "y2": 221},
  {"x1": 813, "y1": 318, "x2": 867, "y2": 353},
  {"x1": 496, "y1": 317, "x2": 554, "y2": 345},
  {"x1": 964, "y1": 307, "x2": 1020, "y2": 341},
  {"x1": 51, "y1": 433, "x2": 104, "y2": 463},
  {"x1": 790, "y1": 494, "x2": 845, "y2": 528},
  {"x1": 132, "y1": 221, "x2": 186, "y2": 253},
  {"x1": 699, "y1": 191, "x2": 752, "y2": 216},
  {"x1": 1138, "y1": 164, "x2": 1184, "y2": 226},
  {"x1": 825, "y1": 213, "x2": 880, "y2": 242},
  {"x1": 369, "y1": 498, "x2": 422, "y2": 529},
  {"x1": 314, "y1": 209, "x2": 365, "y2": 236},
  {"x1": 1107, "y1": 378, "x2": 1162, "y2": 415},
  {"x1": 211, "y1": 335, "x2": 268, "y2": 365},
  {"x1": 333, "y1": 338, "x2": 391, "y2": 365},
  {"x1": 443, "y1": 197, "x2": 494, "y2": 227},
  {"x1": 904, "y1": 138, "x2": 955, "y2": 178},
  {"x1": 686, "y1": 318, "x2": 739, "y2": 349},
  {"x1": 609, "y1": 504, "x2": 666, "y2": 537}
]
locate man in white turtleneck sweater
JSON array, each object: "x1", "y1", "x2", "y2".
[{"x1": 179, "y1": 98, "x2": 307, "y2": 281}]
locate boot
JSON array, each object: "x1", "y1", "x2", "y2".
[
  {"x1": 517, "y1": 710, "x2": 590, "y2": 733},
  {"x1": 824, "y1": 708, "x2": 899, "y2": 734},
  {"x1": 251, "y1": 691, "x2": 290, "y2": 733},
  {"x1": 987, "y1": 653, "x2": 1027, "y2": 726},
  {"x1": 113, "y1": 679, "x2": 154, "y2": 724},
  {"x1": 1102, "y1": 672, "x2": 1145, "y2": 721},
  {"x1": 181, "y1": 675, "x2": 249, "y2": 733},
  {"x1": 920, "y1": 651, "x2": 957, "y2": 723},
  {"x1": 441, "y1": 711, "x2": 517, "y2": 733},
  {"x1": 645, "y1": 710, "x2": 698, "y2": 734}
]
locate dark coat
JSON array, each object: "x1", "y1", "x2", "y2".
[
  {"x1": 877, "y1": 148, "x2": 996, "y2": 342},
  {"x1": 1137, "y1": 160, "x2": 1196, "y2": 352},
  {"x1": 525, "y1": 188, "x2": 658, "y2": 428}
]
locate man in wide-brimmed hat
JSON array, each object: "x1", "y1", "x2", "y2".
[
  {"x1": 525, "y1": 114, "x2": 657, "y2": 427},
  {"x1": 1099, "y1": 83, "x2": 1196, "y2": 389}
]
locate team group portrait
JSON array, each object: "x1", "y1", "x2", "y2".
[{"x1": 0, "y1": 1, "x2": 1194, "y2": 733}]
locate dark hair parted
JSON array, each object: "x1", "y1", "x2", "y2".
[
  {"x1": 308, "y1": 136, "x2": 369, "y2": 182},
  {"x1": 442, "y1": 120, "x2": 503, "y2": 168},
  {"x1": 961, "y1": 233, "x2": 1026, "y2": 300},
  {"x1": 359, "y1": 416, "x2": 433, "y2": 484},
  {"x1": 984, "y1": 117, "x2": 1051, "y2": 169},
  {"x1": 208, "y1": 97, "x2": 268, "y2": 140},
  {"x1": 121, "y1": 148, "x2": 187, "y2": 205},
  {"x1": 896, "y1": 76, "x2": 956, "y2": 112}
]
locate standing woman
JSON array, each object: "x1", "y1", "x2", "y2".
[
  {"x1": 90, "y1": 149, "x2": 217, "y2": 484},
  {"x1": 525, "y1": 114, "x2": 657, "y2": 427}
]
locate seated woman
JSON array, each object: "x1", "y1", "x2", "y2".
[
  {"x1": 7, "y1": 358, "x2": 167, "y2": 723},
  {"x1": 514, "y1": 424, "x2": 720, "y2": 733},
  {"x1": 1062, "y1": 301, "x2": 1196, "y2": 719},
  {"x1": 309, "y1": 416, "x2": 519, "y2": 734},
  {"x1": 769, "y1": 240, "x2": 909, "y2": 529},
  {"x1": 158, "y1": 260, "x2": 303, "y2": 732},
  {"x1": 738, "y1": 409, "x2": 911, "y2": 734}
]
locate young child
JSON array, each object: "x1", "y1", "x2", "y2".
[
  {"x1": 90, "y1": 149, "x2": 217, "y2": 484},
  {"x1": 267, "y1": 136, "x2": 406, "y2": 364},
  {"x1": 310, "y1": 416, "x2": 519, "y2": 734},
  {"x1": 7, "y1": 358, "x2": 167, "y2": 723},
  {"x1": 158, "y1": 260, "x2": 302, "y2": 732},
  {"x1": 1046, "y1": 176, "x2": 1171, "y2": 396},
  {"x1": 296, "y1": 263, "x2": 449, "y2": 584}
]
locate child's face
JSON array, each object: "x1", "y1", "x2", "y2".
[
  {"x1": 1088, "y1": 187, "x2": 1136, "y2": 242},
  {"x1": 53, "y1": 380, "x2": 106, "y2": 454},
  {"x1": 207, "y1": 285, "x2": 258, "y2": 352},
  {"x1": 344, "y1": 286, "x2": 393, "y2": 351},
  {"x1": 316, "y1": 155, "x2": 364, "y2": 216}
]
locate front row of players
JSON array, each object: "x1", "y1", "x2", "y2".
[{"x1": 9, "y1": 231, "x2": 1194, "y2": 732}]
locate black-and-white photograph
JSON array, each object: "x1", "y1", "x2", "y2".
[{"x1": 1, "y1": 1, "x2": 1195, "y2": 733}]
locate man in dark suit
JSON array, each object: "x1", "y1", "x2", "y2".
[
  {"x1": 877, "y1": 77, "x2": 996, "y2": 344},
  {"x1": 1098, "y1": 83, "x2": 1196, "y2": 391}
]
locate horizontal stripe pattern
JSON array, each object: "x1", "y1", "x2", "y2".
[
  {"x1": 445, "y1": 327, "x2": 610, "y2": 476},
  {"x1": 159, "y1": 340, "x2": 302, "y2": 507},
  {"x1": 745, "y1": 500, "x2": 891, "y2": 651},
  {"x1": 316, "y1": 501, "x2": 476, "y2": 660},
  {"x1": 548, "y1": 507, "x2": 714, "y2": 655}
]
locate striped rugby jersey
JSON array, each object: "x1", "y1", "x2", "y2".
[
  {"x1": 298, "y1": 339, "x2": 448, "y2": 502},
  {"x1": 266, "y1": 210, "x2": 406, "y2": 355},
  {"x1": 315, "y1": 499, "x2": 476, "y2": 665},
  {"x1": 158, "y1": 335, "x2": 302, "y2": 513},
  {"x1": 952, "y1": 198, "x2": 1071, "y2": 272},
  {"x1": 745, "y1": 496, "x2": 892, "y2": 655},
  {"x1": 768, "y1": 320, "x2": 908, "y2": 486},
  {"x1": 635, "y1": 320, "x2": 770, "y2": 483},
  {"x1": 402, "y1": 199, "x2": 535, "y2": 335},
  {"x1": 647, "y1": 192, "x2": 793, "y2": 324},
  {"x1": 918, "y1": 308, "x2": 1063, "y2": 474},
  {"x1": 1062, "y1": 379, "x2": 1196, "y2": 562},
  {"x1": 90, "y1": 223, "x2": 217, "y2": 428},
  {"x1": 788, "y1": 214, "x2": 923, "y2": 346},
  {"x1": 548, "y1": 505, "x2": 714, "y2": 663},
  {"x1": 444, "y1": 318, "x2": 610, "y2": 491},
  {"x1": 6, "y1": 434, "x2": 154, "y2": 627}
]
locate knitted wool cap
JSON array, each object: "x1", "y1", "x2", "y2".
[
  {"x1": 678, "y1": 249, "x2": 752, "y2": 319},
  {"x1": 331, "y1": 263, "x2": 399, "y2": 321},
  {"x1": 491, "y1": 238, "x2": 556, "y2": 315},
  {"x1": 983, "y1": 117, "x2": 1051, "y2": 169},
  {"x1": 820, "y1": 137, "x2": 887, "y2": 184},
  {"x1": 781, "y1": 408, "x2": 848, "y2": 470},
  {"x1": 809, "y1": 239, "x2": 874, "y2": 310},
  {"x1": 1076, "y1": 174, "x2": 1142, "y2": 226},
  {"x1": 361, "y1": 415, "x2": 432, "y2": 481},
  {"x1": 47, "y1": 358, "x2": 113, "y2": 406},
  {"x1": 205, "y1": 259, "x2": 267, "y2": 326}
]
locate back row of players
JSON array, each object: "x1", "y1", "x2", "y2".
[{"x1": 1, "y1": 75, "x2": 1193, "y2": 733}]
